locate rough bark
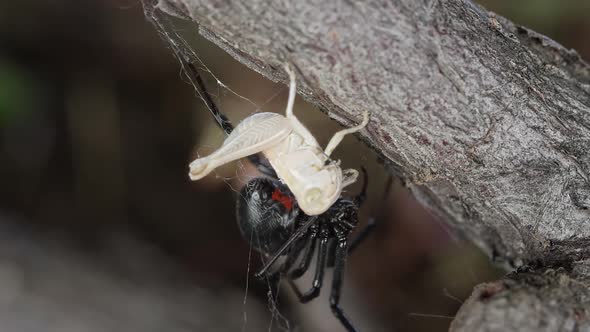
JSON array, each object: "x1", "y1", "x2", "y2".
[
  {"x1": 148, "y1": 0, "x2": 590, "y2": 330},
  {"x1": 450, "y1": 261, "x2": 590, "y2": 332}
]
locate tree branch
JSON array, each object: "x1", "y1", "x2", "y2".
[
  {"x1": 155, "y1": 0, "x2": 590, "y2": 268},
  {"x1": 450, "y1": 261, "x2": 590, "y2": 332}
]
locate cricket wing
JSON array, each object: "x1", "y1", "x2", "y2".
[{"x1": 189, "y1": 112, "x2": 292, "y2": 180}]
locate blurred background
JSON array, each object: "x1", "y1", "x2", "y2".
[{"x1": 0, "y1": 0, "x2": 587, "y2": 331}]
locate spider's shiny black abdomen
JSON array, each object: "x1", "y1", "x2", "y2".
[{"x1": 236, "y1": 178, "x2": 300, "y2": 254}]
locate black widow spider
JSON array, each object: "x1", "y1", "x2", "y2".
[{"x1": 142, "y1": 5, "x2": 387, "y2": 331}]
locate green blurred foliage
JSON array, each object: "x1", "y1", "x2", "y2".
[{"x1": 0, "y1": 59, "x2": 35, "y2": 124}]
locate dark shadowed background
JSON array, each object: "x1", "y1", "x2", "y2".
[{"x1": 0, "y1": 1, "x2": 588, "y2": 331}]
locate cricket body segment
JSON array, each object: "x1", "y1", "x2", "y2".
[
  {"x1": 188, "y1": 113, "x2": 292, "y2": 179},
  {"x1": 189, "y1": 65, "x2": 370, "y2": 215}
]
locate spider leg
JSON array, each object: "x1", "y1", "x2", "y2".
[
  {"x1": 287, "y1": 231, "x2": 318, "y2": 279},
  {"x1": 255, "y1": 216, "x2": 318, "y2": 278},
  {"x1": 326, "y1": 238, "x2": 337, "y2": 268},
  {"x1": 265, "y1": 236, "x2": 308, "y2": 295},
  {"x1": 330, "y1": 239, "x2": 358, "y2": 332},
  {"x1": 288, "y1": 233, "x2": 328, "y2": 303},
  {"x1": 353, "y1": 167, "x2": 369, "y2": 206},
  {"x1": 264, "y1": 228, "x2": 318, "y2": 301},
  {"x1": 348, "y1": 217, "x2": 376, "y2": 254},
  {"x1": 181, "y1": 55, "x2": 278, "y2": 178},
  {"x1": 143, "y1": 3, "x2": 278, "y2": 178},
  {"x1": 349, "y1": 173, "x2": 393, "y2": 254},
  {"x1": 279, "y1": 239, "x2": 307, "y2": 274}
]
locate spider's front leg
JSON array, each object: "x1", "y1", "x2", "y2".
[
  {"x1": 254, "y1": 216, "x2": 318, "y2": 278},
  {"x1": 288, "y1": 229, "x2": 318, "y2": 279},
  {"x1": 288, "y1": 231, "x2": 329, "y2": 302},
  {"x1": 264, "y1": 235, "x2": 309, "y2": 296},
  {"x1": 330, "y1": 237, "x2": 358, "y2": 332}
]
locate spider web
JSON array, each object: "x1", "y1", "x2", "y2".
[
  {"x1": 142, "y1": 0, "x2": 285, "y2": 185},
  {"x1": 141, "y1": 2, "x2": 295, "y2": 331}
]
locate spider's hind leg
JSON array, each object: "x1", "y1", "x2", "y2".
[
  {"x1": 288, "y1": 231, "x2": 318, "y2": 279},
  {"x1": 326, "y1": 238, "x2": 338, "y2": 268},
  {"x1": 265, "y1": 236, "x2": 307, "y2": 295}
]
